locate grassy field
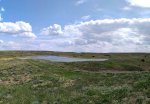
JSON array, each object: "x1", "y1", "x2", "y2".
[{"x1": 0, "y1": 51, "x2": 150, "y2": 104}]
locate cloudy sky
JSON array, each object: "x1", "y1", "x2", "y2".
[{"x1": 0, "y1": 0, "x2": 150, "y2": 52}]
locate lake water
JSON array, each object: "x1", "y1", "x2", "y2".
[{"x1": 21, "y1": 55, "x2": 108, "y2": 62}]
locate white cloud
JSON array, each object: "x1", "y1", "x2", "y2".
[
  {"x1": 81, "y1": 15, "x2": 91, "y2": 20},
  {"x1": 1, "y1": 7, "x2": 5, "y2": 12},
  {"x1": 0, "y1": 21, "x2": 36, "y2": 38},
  {"x1": 4, "y1": 41, "x2": 21, "y2": 49},
  {"x1": 0, "y1": 7, "x2": 4, "y2": 21},
  {"x1": 41, "y1": 24, "x2": 63, "y2": 36},
  {"x1": 0, "y1": 40, "x2": 3, "y2": 44},
  {"x1": 122, "y1": 6, "x2": 131, "y2": 11},
  {"x1": 0, "y1": 41, "x2": 22, "y2": 50},
  {"x1": 19, "y1": 32, "x2": 37, "y2": 39},
  {"x1": 76, "y1": 0, "x2": 87, "y2": 5},
  {"x1": 40, "y1": 18, "x2": 150, "y2": 52},
  {"x1": 127, "y1": 0, "x2": 150, "y2": 8}
]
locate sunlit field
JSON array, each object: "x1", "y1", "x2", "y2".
[{"x1": 0, "y1": 51, "x2": 150, "y2": 104}]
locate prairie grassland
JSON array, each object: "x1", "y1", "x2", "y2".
[{"x1": 0, "y1": 51, "x2": 150, "y2": 104}]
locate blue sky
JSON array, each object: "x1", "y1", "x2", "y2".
[{"x1": 0, "y1": 0, "x2": 150, "y2": 52}]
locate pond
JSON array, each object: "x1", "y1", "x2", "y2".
[{"x1": 20, "y1": 55, "x2": 108, "y2": 62}]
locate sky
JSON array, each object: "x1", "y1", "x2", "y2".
[{"x1": 0, "y1": 0, "x2": 150, "y2": 52}]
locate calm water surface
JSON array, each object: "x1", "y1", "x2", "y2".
[{"x1": 20, "y1": 55, "x2": 108, "y2": 62}]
